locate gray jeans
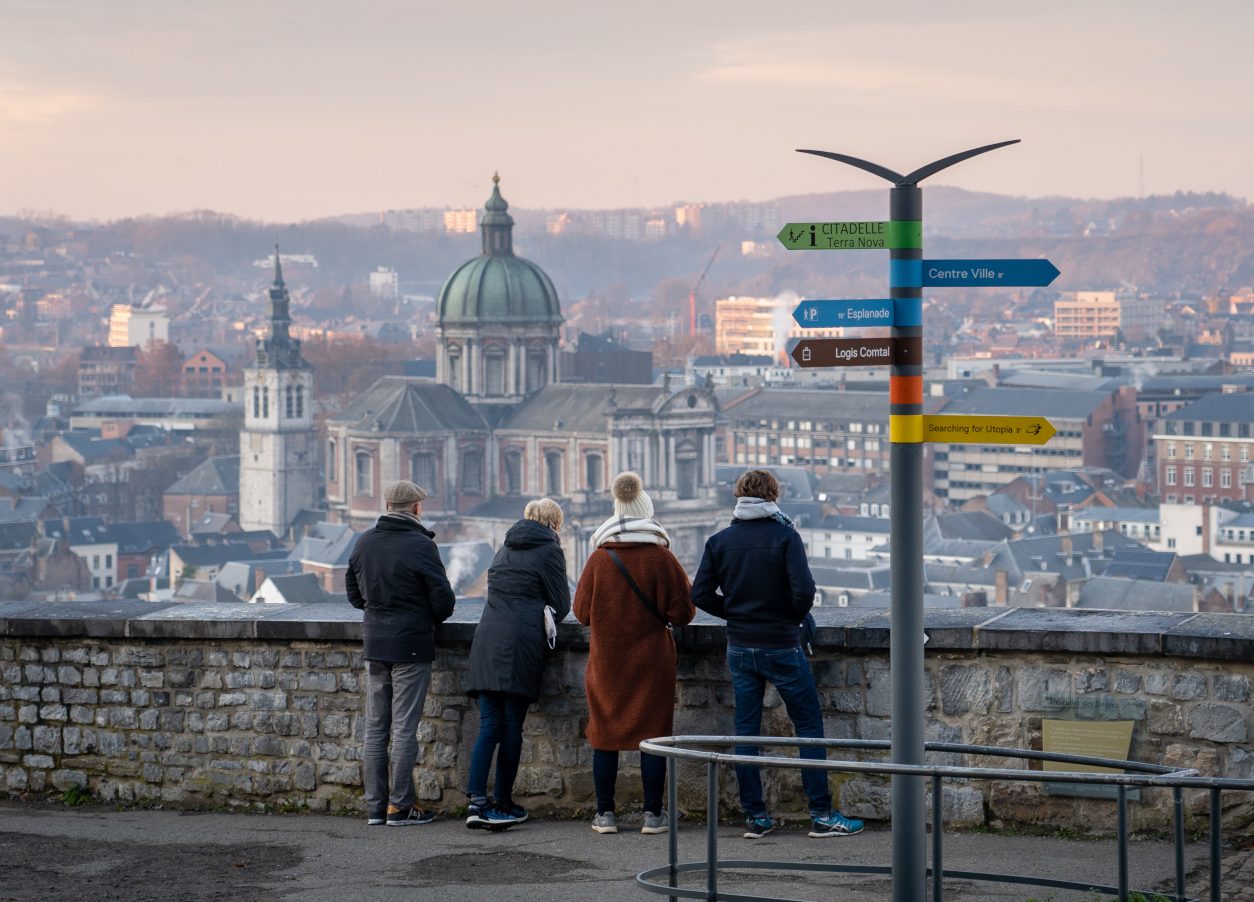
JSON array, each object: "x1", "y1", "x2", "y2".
[{"x1": 364, "y1": 659, "x2": 433, "y2": 814}]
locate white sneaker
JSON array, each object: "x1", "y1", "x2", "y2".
[
  {"x1": 641, "y1": 811, "x2": 668, "y2": 834},
  {"x1": 591, "y1": 812, "x2": 618, "y2": 834}
]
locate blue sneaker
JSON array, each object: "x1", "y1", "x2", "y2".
[
  {"x1": 743, "y1": 815, "x2": 775, "y2": 838},
  {"x1": 466, "y1": 801, "x2": 521, "y2": 830},
  {"x1": 809, "y1": 811, "x2": 864, "y2": 838},
  {"x1": 496, "y1": 801, "x2": 529, "y2": 824}
]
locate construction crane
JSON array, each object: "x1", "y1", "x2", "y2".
[{"x1": 688, "y1": 245, "x2": 720, "y2": 337}]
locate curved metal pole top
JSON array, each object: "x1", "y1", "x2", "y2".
[{"x1": 797, "y1": 139, "x2": 1020, "y2": 187}]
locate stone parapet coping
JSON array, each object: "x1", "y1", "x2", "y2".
[{"x1": 1, "y1": 600, "x2": 1251, "y2": 662}]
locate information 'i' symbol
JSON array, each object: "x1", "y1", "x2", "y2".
[{"x1": 809, "y1": 224, "x2": 817, "y2": 247}]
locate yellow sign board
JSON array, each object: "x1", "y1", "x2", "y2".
[{"x1": 923, "y1": 415, "x2": 1056, "y2": 445}]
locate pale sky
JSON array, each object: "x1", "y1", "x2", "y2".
[{"x1": 2, "y1": 0, "x2": 1251, "y2": 221}]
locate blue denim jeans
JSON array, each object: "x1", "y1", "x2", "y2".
[
  {"x1": 726, "y1": 644, "x2": 831, "y2": 818},
  {"x1": 364, "y1": 660, "x2": 433, "y2": 816},
  {"x1": 592, "y1": 748, "x2": 667, "y2": 816},
  {"x1": 466, "y1": 691, "x2": 531, "y2": 806}
]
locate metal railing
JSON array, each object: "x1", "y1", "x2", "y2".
[{"x1": 637, "y1": 735, "x2": 1254, "y2": 902}]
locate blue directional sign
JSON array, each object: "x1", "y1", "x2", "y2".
[
  {"x1": 891, "y1": 259, "x2": 1060, "y2": 288},
  {"x1": 793, "y1": 299, "x2": 897, "y2": 329}
]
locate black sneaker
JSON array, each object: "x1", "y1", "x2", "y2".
[
  {"x1": 387, "y1": 805, "x2": 436, "y2": 826},
  {"x1": 366, "y1": 811, "x2": 386, "y2": 826},
  {"x1": 466, "y1": 802, "x2": 520, "y2": 830}
]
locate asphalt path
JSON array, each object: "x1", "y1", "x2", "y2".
[{"x1": 0, "y1": 801, "x2": 1211, "y2": 902}]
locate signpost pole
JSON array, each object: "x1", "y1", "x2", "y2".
[
  {"x1": 794, "y1": 140, "x2": 1025, "y2": 902},
  {"x1": 888, "y1": 182, "x2": 926, "y2": 902}
]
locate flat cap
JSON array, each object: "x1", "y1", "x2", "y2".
[{"x1": 383, "y1": 479, "x2": 427, "y2": 506}]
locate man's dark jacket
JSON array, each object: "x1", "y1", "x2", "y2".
[
  {"x1": 690, "y1": 517, "x2": 816, "y2": 649},
  {"x1": 346, "y1": 514, "x2": 456, "y2": 662},
  {"x1": 465, "y1": 518, "x2": 571, "y2": 702}
]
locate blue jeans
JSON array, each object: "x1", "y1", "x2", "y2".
[
  {"x1": 727, "y1": 644, "x2": 831, "y2": 818},
  {"x1": 466, "y1": 691, "x2": 531, "y2": 806},
  {"x1": 364, "y1": 660, "x2": 433, "y2": 816}
]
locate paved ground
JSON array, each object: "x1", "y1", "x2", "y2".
[{"x1": 0, "y1": 801, "x2": 1240, "y2": 902}]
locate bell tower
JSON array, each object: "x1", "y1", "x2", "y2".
[{"x1": 239, "y1": 247, "x2": 317, "y2": 536}]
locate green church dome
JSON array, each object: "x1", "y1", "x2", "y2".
[{"x1": 437, "y1": 174, "x2": 562, "y2": 325}]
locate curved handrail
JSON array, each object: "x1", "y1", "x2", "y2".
[{"x1": 636, "y1": 735, "x2": 1254, "y2": 902}]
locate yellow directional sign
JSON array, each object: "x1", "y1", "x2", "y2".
[{"x1": 923, "y1": 415, "x2": 1056, "y2": 445}]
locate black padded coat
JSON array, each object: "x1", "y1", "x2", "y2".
[
  {"x1": 465, "y1": 519, "x2": 571, "y2": 702},
  {"x1": 346, "y1": 514, "x2": 456, "y2": 662}
]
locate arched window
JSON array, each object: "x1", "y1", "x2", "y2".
[
  {"x1": 354, "y1": 451, "x2": 373, "y2": 496},
  {"x1": 545, "y1": 451, "x2": 563, "y2": 496},
  {"x1": 504, "y1": 449, "x2": 523, "y2": 495},
  {"x1": 327, "y1": 439, "x2": 337, "y2": 482},
  {"x1": 253, "y1": 385, "x2": 261, "y2": 418},
  {"x1": 584, "y1": 453, "x2": 603, "y2": 494},
  {"x1": 485, "y1": 351, "x2": 505, "y2": 396},
  {"x1": 411, "y1": 453, "x2": 437, "y2": 494},
  {"x1": 462, "y1": 449, "x2": 483, "y2": 495},
  {"x1": 262, "y1": 387, "x2": 270, "y2": 418},
  {"x1": 285, "y1": 384, "x2": 294, "y2": 418},
  {"x1": 295, "y1": 384, "x2": 304, "y2": 418}
]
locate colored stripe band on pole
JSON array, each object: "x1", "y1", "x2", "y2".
[
  {"x1": 891, "y1": 259, "x2": 923, "y2": 288},
  {"x1": 890, "y1": 414, "x2": 923, "y2": 444},
  {"x1": 893, "y1": 298, "x2": 923, "y2": 328},
  {"x1": 890, "y1": 375, "x2": 923, "y2": 405},
  {"x1": 887, "y1": 221, "x2": 923, "y2": 249}
]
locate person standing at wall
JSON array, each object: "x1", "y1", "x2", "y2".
[
  {"x1": 346, "y1": 479, "x2": 456, "y2": 827},
  {"x1": 574, "y1": 472, "x2": 695, "y2": 835},
  {"x1": 463, "y1": 498, "x2": 571, "y2": 830},
  {"x1": 691, "y1": 469, "x2": 863, "y2": 840}
]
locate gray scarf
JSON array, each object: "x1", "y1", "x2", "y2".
[{"x1": 733, "y1": 496, "x2": 795, "y2": 530}]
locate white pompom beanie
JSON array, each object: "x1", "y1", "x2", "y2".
[{"x1": 611, "y1": 472, "x2": 654, "y2": 519}]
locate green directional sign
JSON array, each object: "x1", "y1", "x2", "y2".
[{"x1": 776, "y1": 220, "x2": 921, "y2": 250}]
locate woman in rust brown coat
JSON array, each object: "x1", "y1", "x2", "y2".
[{"x1": 574, "y1": 472, "x2": 695, "y2": 835}]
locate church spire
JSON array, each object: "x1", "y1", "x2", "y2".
[
  {"x1": 255, "y1": 244, "x2": 305, "y2": 368},
  {"x1": 480, "y1": 171, "x2": 515, "y2": 257},
  {"x1": 268, "y1": 244, "x2": 291, "y2": 343}
]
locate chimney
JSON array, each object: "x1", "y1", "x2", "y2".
[
  {"x1": 1061, "y1": 536, "x2": 1073, "y2": 566},
  {"x1": 1201, "y1": 503, "x2": 1211, "y2": 556},
  {"x1": 995, "y1": 570, "x2": 1008, "y2": 605}
]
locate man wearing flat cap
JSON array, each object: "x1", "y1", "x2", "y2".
[{"x1": 347, "y1": 479, "x2": 456, "y2": 826}]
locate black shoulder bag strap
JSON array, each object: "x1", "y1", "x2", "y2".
[{"x1": 605, "y1": 548, "x2": 670, "y2": 629}]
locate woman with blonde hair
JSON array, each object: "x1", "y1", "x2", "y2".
[
  {"x1": 574, "y1": 473, "x2": 695, "y2": 835},
  {"x1": 463, "y1": 497, "x2": 570, "y2": 830}
]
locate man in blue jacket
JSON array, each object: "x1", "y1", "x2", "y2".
[
  {"x1": 691, "y1": 469, "x2": 863, "y2": 840},
  {"x1": 347, "y1": 480, "x2": 456, "y2": 827}
]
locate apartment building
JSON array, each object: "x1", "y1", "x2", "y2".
[
  {"x1": 719, "y1": 388, "x2": 888, "y2": 475},
  {"x1": 714, "y1": 296, "x2": 845, "y2": 361},
  {"x1": 1155, "y1": 390, "x2": 1254, "y2": 504},
  {"x1": 1054, "y1": 290, "x2": 1164, "y2": 341},
  {"x1": 108, "y1": 303, "x2": 169, "y2": 348},
  {"x1": 931, "y1": 385, "x2": 1142, "y2": 503}
]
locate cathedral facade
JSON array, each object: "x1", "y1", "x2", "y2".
[{"x1": 323, "y1": 177, "x2": 722, "y2": 573}]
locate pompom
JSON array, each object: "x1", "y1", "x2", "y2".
[{"x1": 612, "y1": 471, "x2": 643, "y2": 503}]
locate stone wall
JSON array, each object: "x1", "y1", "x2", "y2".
[{"x1": 1, "y1": 601, "x2": 1251, "y2": 833}]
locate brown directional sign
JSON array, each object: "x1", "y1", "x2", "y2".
[{"x1": 790, "y1": 337, "x2": 921, "y2": 368}]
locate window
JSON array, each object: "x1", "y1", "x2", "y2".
[
  {"x1": 462, "y1": 449, "x2": 483, "y2": 494},
  {"x1": 1222, "y1": 470, "x2": 1232, "y2": 489},
  {"x1": 327, "y1": 440, "x2": 337, "y2": 481},
  {"x1": 1204, "y1": 443, "x2": 1213, "y2": 461},
  {"x1": 354, "y1": 451, "x2": 373, "y2": 496},
  {"x1": 1165, "y1": 466, "x2": 1176, "y2": 486},
  {"x1": 411, "y1": 453, "x2": 437, "y2": 494},
  {"x1": 262, "y1": 386, "x2": 269, "y2": 418},
  {"x1": 1184, "y1": 468, "x2": 1195, "y2": 487},
  {"x1": 545, "y1": 451, "x2": 563, "y2": 496},
  {"x1": 295, "y1": 385, "x2": 303, "y2": 418},
  {"x1": 1222, "y1": 445, "x2": 1231, "y2": 462},
  {"x1": 485, "y1": 352, "x2": 505, "y2": 396},
  {"x1": 1167, "y1": 443, "x2": 1176, "y2": 460},
  {"x1": 585, "y1": 453, "x2": 603, "y2": 494},
  {"x1": 1203, "y1": 469, "x2": 1213, "y2": 488},
  {"x1": 253, "y1": 385, "x2": 261, "y2": 418},
  {"x1": 504, "y1": 450, "x2": 522, "y2": 494},
  {"x1": 1167, "y1": 538, "x2": 1176, "y2": 549},
  {"x1": 105, "y1": 554, "x2": 112, "y2": 569},
  {"x1": 1185, "y1": 443, "x2": 1194, "y2": 460},
  {"x1": 285, "y1": 384, "x2": 294, "y2": 418}
]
